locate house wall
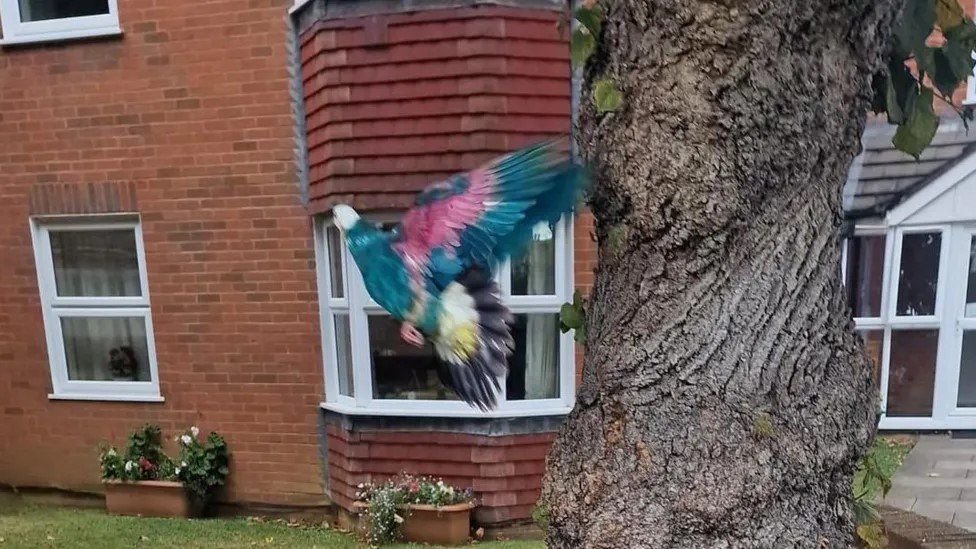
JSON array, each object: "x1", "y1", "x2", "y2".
[
  {"x1": 0, "y1": 0, "x2": 326, "y2": 506},
  {"x1": 298, "y1": 1, "x2": 587, "y2": 524}
]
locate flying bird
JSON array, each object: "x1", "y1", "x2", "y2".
[{"x1": 332, "y1": 141, "x2": 586, "y2": 410}]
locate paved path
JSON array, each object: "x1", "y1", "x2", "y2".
[{"x1": 884, "y1": 435, "x2": 976, "y2": 530}]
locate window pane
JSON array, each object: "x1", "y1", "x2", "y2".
[
  {"x1": 61, "y1": 316, "x2": 151, "y2": 382},
  {"x1": 50, "y1": 230, "x2": 141, "y2": 298},
  {"x1": 886, "y1": 329, "x2": 939, "y2": 417},
  {"x1": 18, "y1": 0, "x2": 109, "y2": 22},
  {"x1": 506, "y1": 313, "x2": 560, "y2": 400},
  {"x1": 858, "y1": 329, "x2": 884, "y2": 391},
  {"x1": 512, "y1": 224, "x2": 555, "y2": 295},
  {"x1": 957, "y1": 332, "x2": 976, "y2": 407},
  {"x1": 326, "y1": 227, "x2": 344, "y2": 298},
  {"x1": 966, "y1": 236, "x2": 976, "y2": 318},
  {"x1": 846, "y1": 235, "x2": 885, "y2": 318},
  {"x1": 334, "y1": 314, "x2": 354, "y2": 397},
  {"x1": 896, "y1": 232, "x2": 941, "y2": 316},
  {"x1": 368, "y1": 315, "x2": 457, "y2": 401}
]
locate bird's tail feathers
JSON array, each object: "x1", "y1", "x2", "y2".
[{"x1": 432, "y1": 266, "x2": 513, "y2": 410}]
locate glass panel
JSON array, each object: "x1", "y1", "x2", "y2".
[
  {"x1": 18, "y1": 0, "x2": 109, "y2": 22},
  {"x1": 326, "y1": 227, "x2": 344, "y2": 298},
  {"x1": 512, "y1": 224, "x2": 555, "y2": 295},
  {"x1": 334, "y1": 314, "x2": 354, "y2": 397},
  {"x1": 858, "y1": 329, "x2": 884, "y2": 390},
  {"x1": 956, "y1": 332, "x2": 976, "y2": 407},
  {"x1": 846, "y1": 235, "x2": 885, "y2": 318},
  {"x1": 506, "y1": 313, "x2": 560, "y2": 400},
  {"x1": 50, "y1": 230, "x2": 141, "y2": 298},
  {"x1": 895, "y1": 232, "x2": 941, "y2": 316},
  {"x1": 966, "y1": 236, "x2": 976, "y2": 318},
  {"x1": 60, "y1": 316, "x2": 151, "y2": 381},
  {"x1": 886, "y1": 329, "x2": 939, "y2": 417},
  {"x1": 368, "y1": 315, "x2": 457, "y2": 401}
]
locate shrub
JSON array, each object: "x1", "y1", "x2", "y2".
[
  {"x1": 175, "y1": 427, "x2": 230, "y2": 506},
  {"x1": 99, "y1": 424, "x2": 229, "y2": 510},
  {"x1": 355, "y1": 473, "x2": 473, "y2": 545}
]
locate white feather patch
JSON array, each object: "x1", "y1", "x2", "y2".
[{"x1": 434, "y1": 282, "x2": 479, "y2": 365}]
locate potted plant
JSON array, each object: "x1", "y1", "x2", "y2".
[
  {"x1": 355, "y1": 473, "x2": 476, "y2": 545},
  {"x1": 100, "y1": 424, "x2": 229, "y2": 518}
]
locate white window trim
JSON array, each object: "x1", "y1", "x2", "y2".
[
  {"x1": 0, "y1": 0, "x2": 121, "y2": 46},
  {"x1": 29, "y1": 217, "x2": 163, "y2": 402},
  {"x1": 314, "y1": 214, "x2": 576, "y2": 418}
]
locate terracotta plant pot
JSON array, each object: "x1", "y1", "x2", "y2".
[
  {"x1": 354, "y1": 500, "x2": 475, "y2": 545},
  {"x1": 104, "y1": 480, "x2": 192, "y2": 518},
  {"x1": 399, "y1": 501, "x2": 475, "y2": 546}
]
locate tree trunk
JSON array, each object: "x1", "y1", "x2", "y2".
[{"x1": 545, "y1": 0, "x2": 900, "y2": 546}]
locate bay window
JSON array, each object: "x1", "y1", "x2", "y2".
[
  {"x1": 314, "y1": 215, "x2": 575, "y2": 416},
  {"x1": 30, "y1": 218, "x2": 161, "y2": 401}
]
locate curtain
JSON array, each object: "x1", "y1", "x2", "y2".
[
  {"x1": 62, "y1": 317, "x2": 149, "y2": 381},
  {"x1": 51, "y1": 231, "x2": 141, "y2": 297},
  {"x1": 524, "y1": 224, "x2": 558, "y2": 399}
]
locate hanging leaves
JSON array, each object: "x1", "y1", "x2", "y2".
[
  {"x1": 593, "y1": 77, "x2": 623, "y2": 113},
  {"x1": 873, "y1": 0, "x2": 976, "y2": 156},
  {"x1": 559, "y1": 289, "x2": 587, "y2": 344}
]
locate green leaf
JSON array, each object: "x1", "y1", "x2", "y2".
[
  {"x1": 575, "y1": 5, "x2": 603, "y2": 37},
  {"x1": 885, "y1": 60, "x2": 917, "y2": 125},
  {"x1": 570, "y1": 27, "x2": 595, "y2": 68},
  {"x1": 893, "y1": 86, "x2": 939, "y2": 158},
  {"x1": 856, "y1": 522, "x2": 888, "y2": 549},
  {"x1": 559, "y1": 290, "x2": 587, "y2": 344},
  {"x1": 592, "y1": 77, "x2": 622, "y2": 113},
  {"x1": 896, "y1": 0, "x2": 936, "y2": 56},
  {"x1": 936, "y1": 0, "x2": 965, "y2": 29}
]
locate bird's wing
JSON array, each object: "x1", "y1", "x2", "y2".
[{"x1": 395, "y1": 140, "x2": 584, "y2": 291}]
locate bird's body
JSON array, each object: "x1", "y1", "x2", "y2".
[{"x1": 333, "y1": 141, "x2": 586, "y2": 409}]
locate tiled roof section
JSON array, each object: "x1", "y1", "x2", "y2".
[
  {"x1": 298, "y1": 5, "x2": 570, "y2": 214},
  {"x1": 843, "y1": 118, "x2": 976, "y2": 219}
]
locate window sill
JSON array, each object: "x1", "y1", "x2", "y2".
[
  {"x1": 320, "y1": 401, "x2": 572, "y2": 419},
  {"x1": 1, "y1": 27, "x2": 122, "y2": 47},
  {"x1": 48, "y1": 393, "x2": 164, "y2": 403}
]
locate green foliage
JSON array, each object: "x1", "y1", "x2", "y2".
[
  {"x1": 874, "y1": 0, "x2": 976, "y2": 157},
  {"x1": 356, "y1": 473, "x2": 473, "y2": 545},
  {"x1": 176, "y1": 428, "x2": 230, "y2": 506},
  {"x1": 752, "y1": 412, "x2": 775, "y2": 439},
  {"x1": 100, "y1": 423, "x2": 175, "y2": 482},
  {"x1": 570, "y1": 26, "x2": 595, "y2": 68},
  {"x1": 531, "y1": 501, "x2": 550, "y2": 531},
  {"x1": 851, "y1": 437, "x2": 913, "y2": 548},
  {"x1": 592, "y1": 77, "x2": 623, "y2": 113},
  {"x1": 99, "y1": 424, "x2": 229, "y2": 510},
  {"x1": 559, "y1": 289, "x2": 587, "y2": 343}
]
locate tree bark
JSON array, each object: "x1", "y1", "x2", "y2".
[{"x1": 545, "y1": 0, "x2": 900, "y2": 546}]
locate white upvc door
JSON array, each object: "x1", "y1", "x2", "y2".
[{"x1": 947, "y1": 225, "x2": 976, "y2": 418}]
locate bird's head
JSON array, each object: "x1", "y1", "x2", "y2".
[{"x1": 332, "y1": 204, "x2": 411, "y2": 314}]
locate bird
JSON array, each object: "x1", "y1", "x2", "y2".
[{"x1": 332, "y1": 140, "x2": 586, "y2": 410}]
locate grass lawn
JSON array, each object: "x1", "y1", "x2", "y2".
[{"x1": 0, "y1": 499, "x2": 544, "y2": 549}]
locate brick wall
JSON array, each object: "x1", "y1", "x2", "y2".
[
  {"x1": 0, "y1": 0, "x2": 325, "y2": 506},
  {"x1": 326, "y1": 423, "x2": 554, "y2": 524},
  {"x1": 299, "y1": 4, "x2": 572, "y2": 213}
]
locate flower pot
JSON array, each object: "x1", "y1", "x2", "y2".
[
  {"x1": 104, "y1": 480, "x2": 192, "y2": 518},
  {"x1": 399, "y1": 502, "x2": 474, "y2": 545}
]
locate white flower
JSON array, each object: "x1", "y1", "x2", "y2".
[
  {"x1": 393, "y1": 514, "x2": 404, "y2": 524},
  {"x1": 181, "y1": 461, "x2": 187, "y2": 467},
  {"x1": 106, "y1": 448, "x2": 117, "y2": 457},
  {"x1": 180, "y1": 434, "x2": 192, "y2": 445},
  {"x1": 190, "y1": 426, "x2": 200, "y2": 438},
  {"x1": 357, "y1": 483, "x2": 364, "y2": 489},
  {"x1": 124, "y1": 461, "x2": 134, "y2": 472},
  {"x1": 175, "y1": 467, "x2": 181, "y2": 475}
]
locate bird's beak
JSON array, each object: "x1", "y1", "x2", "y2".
[{"x1": 332, "y1": 204, "x2": 359, "y2": 232}]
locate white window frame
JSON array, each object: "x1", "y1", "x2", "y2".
[
  {"x1": 30, "y1": 216, "x2": 162, "y2": 402},
  {"x1": 0, "y1": 0, "x2": 121, "y2": 46},
  {"x1": 314, "y1": 214, "x2": 576, "y2": 418}
]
